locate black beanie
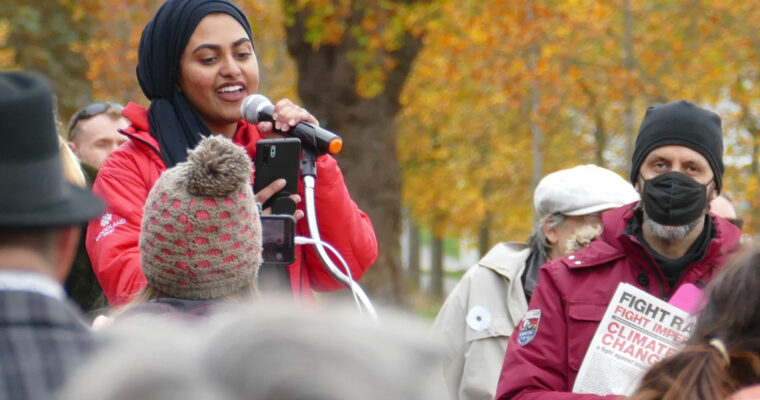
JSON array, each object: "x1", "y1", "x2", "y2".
[{"x1": 630, "y1": 100, "x2": 724, "y2": 192}]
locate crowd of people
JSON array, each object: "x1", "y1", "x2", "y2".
[{"x1": 0, "y1": 0, "x2": 759, "y2": 399}]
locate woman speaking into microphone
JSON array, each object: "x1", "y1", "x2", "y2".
[{"x1": 86, "y1": 0, "x2": 378, "y2": 306}]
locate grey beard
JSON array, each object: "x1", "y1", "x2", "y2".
[{"x1": 642, "y1": 208, "x2": 702, "y2": 241}]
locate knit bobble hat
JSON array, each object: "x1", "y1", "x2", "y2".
[{"x1": 140, "y1": 136, "x2": 261, "y2": 300}]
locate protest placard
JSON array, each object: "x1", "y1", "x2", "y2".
[{"x1": 572, "y1": 282, "x2": 694, "y2": 396}]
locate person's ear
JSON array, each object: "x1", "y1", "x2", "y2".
[
  {"x1": 67, "y1": 141, "x2": 78, "y2": 155},
  {"x1": 543, "y1": 218, "x2": 559, "y2": 245},
  {"x1": 633, "y1": 174, "x2": 644, "y2": 193},
  {"x1": 709, "y1": 185, "x2": 719, "y2": 202},
  {"x1": 175, "y1": 69, "x2": 184, "y2": 93},
  {"x1": 52, "y1": 226, "x2": 81, "y2": 283}
]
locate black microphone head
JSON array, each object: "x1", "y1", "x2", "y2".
[{"x1": 240, "y1": 94, "x2": 273, "y2": 124}]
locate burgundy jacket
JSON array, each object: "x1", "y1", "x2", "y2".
[
  {"x1": 86, "y1": 103, "x2": 378, "y2": 305},
  {"x1": 495, "y1": 202, "x2": 741, "y2": 400}
]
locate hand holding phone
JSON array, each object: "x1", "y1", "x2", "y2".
[
  {"x1": 254, "y1": 138, "x2": 301, "y2": 215},
  {"x1": 254, "y1": 180, "x2": 304, "y2": 220}
]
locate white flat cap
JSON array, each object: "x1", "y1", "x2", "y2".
[{"x1": 534, "y1": 165, "x2": 639, "y2": 217}]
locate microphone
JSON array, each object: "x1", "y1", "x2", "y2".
[{"x1": 241, "y1": 94, "x2": 343, "y2": 155}]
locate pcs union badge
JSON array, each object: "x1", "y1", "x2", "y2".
[{"x1": 517, "y1": 309, "x2": 541, "y2": 346}]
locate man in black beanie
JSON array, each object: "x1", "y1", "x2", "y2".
[
  {"x1": 628, "y1": 100, "x2": 730, "y2": 283},
  {"x1": 496, "y1": 100, "x2": 742, "y2": 400}
]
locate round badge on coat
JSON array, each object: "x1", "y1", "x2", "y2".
[{"x1": 466, "y1": 306, "x2": 491, "y2": 332}]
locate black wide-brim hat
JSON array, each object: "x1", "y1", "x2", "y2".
[{"x1": 0, "y1": 72, "x2": 104, "y2": 228}]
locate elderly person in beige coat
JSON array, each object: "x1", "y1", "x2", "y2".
[{"x1": 431, "y1": 165, "x2": 640, "y2": 400}]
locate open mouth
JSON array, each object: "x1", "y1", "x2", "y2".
[
  {"x1": 217, "y1": 85, "x2": 244, "y2": 94},
  {"x1": 216, "y1": 84, "x2": 246, "y2": 102}
]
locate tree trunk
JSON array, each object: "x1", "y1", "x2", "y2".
[
  {"x1": 622, "y1": 0, "x2": 636, "y2": 163},
  {"x1": 430, "y1": 235, "x2": 444, "y2": 300},
  {"x1": 577, "y1": 80, "x2": 608, "y2": 169},
  {"x1": 750, "y1": 125, "x2": 760, "y2": 177},
  {"x1": 593, "y1": 111, "x2": 608, "y2": 168},
  {"x1": 407, "y1": 220, "x2": 420, "y2": 290},
  {"x1": 478, "y1": 213, "x2": 490, "y2": 258},
  {"x1": 527, "y1": 4, "x2": 543, "y2": 194},
  {"x1": 284, "y1": 4, "x2": 423, "y2": 305}
]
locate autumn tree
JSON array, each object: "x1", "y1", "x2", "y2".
[
  {"x1": 707, "y1": 1, "x2": 760, "y2": 233},
  {"x1": 0, "y1": 0, "x2": 93, "y2": 120},
  {"x1": 12, "y1": 0, "x2": 760, "y2": 305},
  {"x1": 399, "y1": 0, "x2": 759, "y2": 277},
  {"x1": 0, "y1": 20, "x2": 15, "y2": 69},
  {"x1": 400, "y1": 1, "x2": 597, "y2": 261},
  {"x1": 282, "y1": 0, "x2": 431, "y2": 304}
]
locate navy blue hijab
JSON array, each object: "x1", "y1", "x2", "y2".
[{"x1": 137, "y1": 0, "x2": 253, "y2": 167}]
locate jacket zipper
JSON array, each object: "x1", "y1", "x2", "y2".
[{"x1": 633, "y1": 242, "x2": 666, "y2": 299}]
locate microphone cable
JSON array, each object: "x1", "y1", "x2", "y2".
[{"x1": 300, "y1": 175, "x2": 378, "y2": 321}]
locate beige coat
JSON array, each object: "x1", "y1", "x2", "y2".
[{"x1": 432, "y1": 242, "x2": 530, "y2": 400}]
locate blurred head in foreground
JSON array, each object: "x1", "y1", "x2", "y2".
[{"x1": 58, "y1": 302, "x2": 446, "y2": 400}]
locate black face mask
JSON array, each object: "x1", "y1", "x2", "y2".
[{"x1": 641, "y1": 171, "x2": 708, "y2": 226}]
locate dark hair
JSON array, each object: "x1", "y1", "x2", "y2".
[
  {"x1": 630, "y1": 245, "x2": 760, "y2": 400},
  {"x1": 0, "y1": 227, "x2": 60, "y2": 253}
]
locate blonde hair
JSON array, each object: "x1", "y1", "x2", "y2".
[
  {"x1": 114, "y1": 280, "x2": 259, "y2": 317},
  {"x1": 59, "y1": 135, "x2": 87, "y2": 187},
  {"x1": 68, "y1": 103, "x2": 124, "y2": 142},
  {"x1": 52, "y1": 94, "x2": 87, "y2": 187}
]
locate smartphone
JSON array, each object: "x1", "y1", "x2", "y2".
[
  {"x1": 260, "y1": 214, "x2": 296, "y2": 264},
  {"x1": 254, "y1": 138, "x2": 301, "y2": 213}
]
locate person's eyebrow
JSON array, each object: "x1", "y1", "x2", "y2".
[
  {"x1": 683, "y1": 160, "x2": 704, "y2": 168},
  {"x1": 232, "y1": 38, "x2": 251, "y2": 47},
  {"x1": 192, "y1": 43, "x2": 220, "y2": 54},
  {"x1": 192, "y1": 38, "x2": 250, "y2": 54},
  {"x1": 646, "y1": 155, "x2": 667, "y2": 163}
]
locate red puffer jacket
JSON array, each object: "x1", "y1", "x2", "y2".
[
  {"x1": 86, "y1": 102, "x2": 378, "y2": 306},
  {"x1": 495, "y1": 203, "x2": 741, "y2": 400}
]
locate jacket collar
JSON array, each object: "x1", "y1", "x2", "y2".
[
  {"x1": 0, "y1": 270, "x2": 65, "y2": 300},
  {"x1": 701, "y1": 211, "x2": 742, "y2": 263},
  {"x1": 479, "y1": 242, "x2": 530, "y2": 280},
  {"x1": 557, "y1": 204, "x2": 634, "y2": 270},
  {"x1": 559, "y1": 202, "x2": 742, "y2": 271},
  {"x1": 122, "y1": 102, "x2": 159, "y2": 148},
  {"x1": 120, "y1": 102, "x2": 262, "y2": 161}
]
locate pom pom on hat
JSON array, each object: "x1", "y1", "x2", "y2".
[
  {"x1": 140, "y1": 136, "x2": 261, "y2": 300},
  {"x1": 187, "y1": 136, "x2": 252, "y2": 197}
]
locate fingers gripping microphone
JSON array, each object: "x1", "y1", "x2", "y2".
[{"x1": 241, "y1": 94, "x2": 343, "y2": 155}]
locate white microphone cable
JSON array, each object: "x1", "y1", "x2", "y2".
[{"x1": 301, "y1": 175, "x2": 378, "y2": 321}]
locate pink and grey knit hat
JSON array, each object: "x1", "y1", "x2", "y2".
[{"x1": 140, "y1": 135, "x2": 262, "y2": 300}]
